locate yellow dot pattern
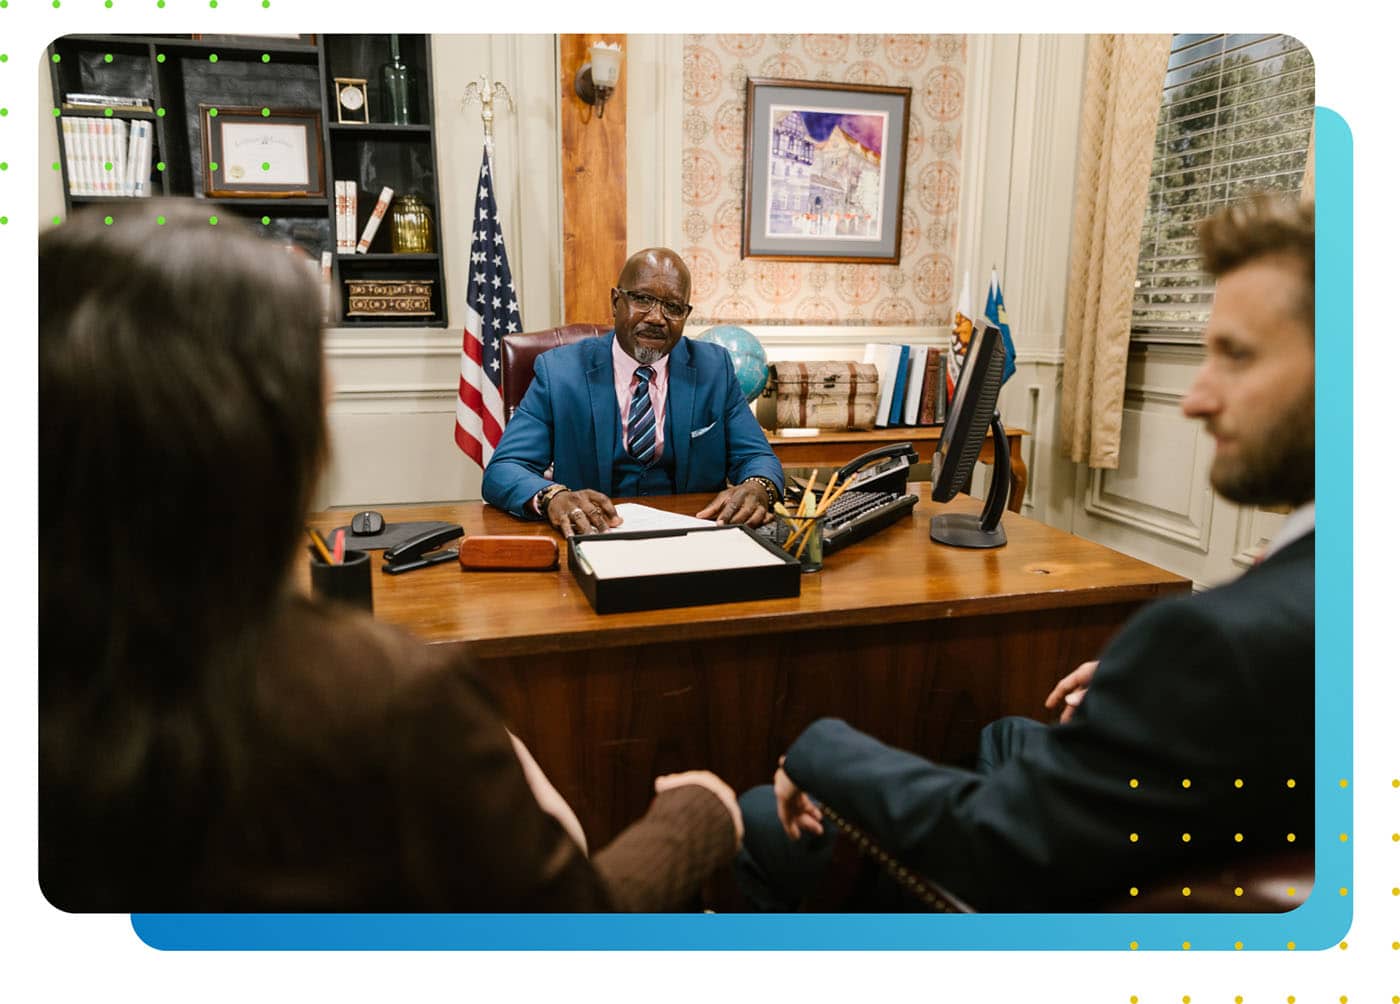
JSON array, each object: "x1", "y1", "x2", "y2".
[
  {"x1": 1129, "y1": 778, "x2": 1139, "y2": 788},
  {"x1": 1181, "y1": 940, "x2": 1190, "y2": 950},
  {"x1": 1182, "y1": 778, "x2": 1192, "y2": 789}
]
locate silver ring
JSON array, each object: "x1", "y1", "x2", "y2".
[{"x1": 568, "y1": 507, "x2": 584, "y2": 518}]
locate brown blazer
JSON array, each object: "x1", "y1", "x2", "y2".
[{"x1": 41, "y1": 596, "x2": 735, "y2": 912}]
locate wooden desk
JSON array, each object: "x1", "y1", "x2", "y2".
[
  {"x1": 766, "y1": 425, "x2": 1030, "y2": 512},
  {"x1": 306, "y1": 488, "x2": 1187, "y2": 846}
]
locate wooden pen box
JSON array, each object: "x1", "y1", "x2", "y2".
[{"x1": 459, "y1": 535, "x2": 559, "y2": 571}]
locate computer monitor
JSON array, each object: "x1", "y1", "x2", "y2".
[{"x1": 929, "y1": 317, "x2": 1011, "y2": 548}]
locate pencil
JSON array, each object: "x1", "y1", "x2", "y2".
[
  {"x1": 332, "y1": 528, "x2": 345, "y2": 565},
  {"x1": 307, "y1": 527, "x2": 334, "y2": 564}
]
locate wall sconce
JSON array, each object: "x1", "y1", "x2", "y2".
[{"x1": 574, "y1": 41, "x2": 623, "y2": 119}]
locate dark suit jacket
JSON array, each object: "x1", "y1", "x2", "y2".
[
  {"x1": 40, "y1": 596, "x2": 734, "y2": 912},
  {"x1": 784, "y1": 532, "x2": 1315, "y2": 911},
  {"x1": 481, "y1": 333, "x2": 783, "y2": 516}
]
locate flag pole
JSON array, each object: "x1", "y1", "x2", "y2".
[{"x1": 462, "y1": 75, "x2": 516, "y2": 168}]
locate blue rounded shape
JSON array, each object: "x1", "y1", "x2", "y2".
[{"x1": 694, "y1": 324, "x2": 768, "y2": 403}]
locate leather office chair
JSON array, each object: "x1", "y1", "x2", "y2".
[{"x1": 501, "y1": 324, "x2": 611, "y2": 423}]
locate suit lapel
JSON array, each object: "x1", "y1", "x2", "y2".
[
  {"x1": 586, "y1": 335, "x2": 617, "y2": 492},
  {"x1": 669, "y1": 337, "x2": 696, "y2": 489}
]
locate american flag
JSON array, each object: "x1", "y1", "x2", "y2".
[{"x1": 455, "y1": 148, "x2": 522, "y2": 467}]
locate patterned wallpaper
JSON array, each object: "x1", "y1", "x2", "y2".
[{"x1": 680, "y1": 34, "x2": 966, "y2": 327}]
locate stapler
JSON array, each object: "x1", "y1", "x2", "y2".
[{"x1": 381, "y1": 524, "x2": 465, "y2": 575}]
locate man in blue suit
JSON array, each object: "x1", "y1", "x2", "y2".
[
  {"x1": 482, "y1": 248, "x2": 783, "y2": 537},
  {"x1": 736, "y1": 195, "x2": 1317, "y2": 911}
]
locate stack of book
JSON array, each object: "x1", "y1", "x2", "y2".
[
  {"x1": 62, "y1": 92, "x2": 152, "y2": 113},
  {"x1": 335, "y1": 182, "x2": 394, "y2": 253},
  {"x1": 59, "y1": 116, "x2": 153, "y2": 197},
  {"x1": 864, "y1": 342, "x2": 949, "y2": 428}
]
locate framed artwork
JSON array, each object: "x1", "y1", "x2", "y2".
[
  {"x1": 742, "y1": 78, "x2": 912, "y2": 264},
  {"x1": 192, "y1": 34, "x2": 317, "y2": 44},
  {"x1": 200, "y1": 106, "x2": 325, "y2": 198}
]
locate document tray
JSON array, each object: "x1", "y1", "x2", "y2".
[{"x1": 567, "y1": 524, "x2": 801, "y2": 615}]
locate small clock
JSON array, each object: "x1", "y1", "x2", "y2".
[{"x1": 335, "y1": 77, "x2": 369, "y2": 124}]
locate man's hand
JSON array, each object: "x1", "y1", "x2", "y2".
[
  {"x1": 546, "y1": 489, "x2": 621, "y2": 537},
  {"x1": 1045, "y1": 660, "x2": 1099, "y2": 724},
  {"x1": 696, "y1": 480, "x2": 772, "y2": 527},
  {"x1": 655, "y1": 770, "x2": 744, "y2": 850},
  {"x1": 774, "y1": 762, "x2": 824, "y2": 841}
]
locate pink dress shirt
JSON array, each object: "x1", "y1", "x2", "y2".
[{"x1": 612, "y1": 335, "x2": 670, "y2": 459}]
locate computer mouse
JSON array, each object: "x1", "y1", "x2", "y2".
[{"x1": 351, "y1": 510, "x2": 385, "y2": 536}]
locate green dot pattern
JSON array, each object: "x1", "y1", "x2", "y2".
[
  {"x1": 104, "y1": 108, "x2": 114, "y2": 117},
  {"x1": 104, "y1": 54, "x2": 114, "y2": 63},
  {"x1": 209, "y1": 216, "x2": 219, "y2": 225},
  {"x1": 156, "y1": 216, "x2": 166, "y2": 225},
  {"x1": 104, "y1": 216, "x2": 114, "y2": 225},
  {"x1": 209, "y1": 54, "x2": 219, "y2": 64},
  {"x1": 157, "y1": 54, "x2": 165, "y2": 64},
  {"x1": 261, "y1": 216, "x2": 271, "y2": 225},
  {"x1": 156, "y1": 162, "x2": 165, "y2": 171},
  {"x1": 261, "y1": 54, "x2": 270, "y2": 63}
]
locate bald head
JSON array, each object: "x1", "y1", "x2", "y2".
[
  {"x1": 611, "y1": 247, "x2": 693, "y2": 365},
  {"x1": 618, "y1": 248, "x2": 691, "y2": 302}
]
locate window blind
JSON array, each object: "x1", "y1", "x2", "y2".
[{"x1": 1132, "y1": 34, "x2": 1315, "y2": 340}]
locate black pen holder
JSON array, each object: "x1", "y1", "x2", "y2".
[{"x1": 308, "y1": 547, "x2": 373, "y2": 613}]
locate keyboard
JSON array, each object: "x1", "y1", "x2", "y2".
[{"x1": 761, "y1": 489, "x2": 919, "y2": 557}]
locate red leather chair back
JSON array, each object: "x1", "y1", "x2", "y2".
[{"x1": 501, "y1": 324, "x2": 611, "y2": 422}]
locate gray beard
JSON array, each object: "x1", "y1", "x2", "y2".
[{"x1": 629, "y1": 344, "x2": 665, "y2": 365}]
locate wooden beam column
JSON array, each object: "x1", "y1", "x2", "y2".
[{"x1": 559, "y1": 34, "x2": 627, "y2": 324}]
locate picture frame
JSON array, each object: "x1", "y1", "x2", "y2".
[
  {"x1": 191, "y1": 34, "x2": 317, "y2": 45},
  {"x1": 200, "y1": 105, "x2": 325, "y2": 198},
  {"x1": 742, "y1": 78, "x2": 912, "y2": 264}
]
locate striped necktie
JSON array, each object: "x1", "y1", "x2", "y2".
[{"x1": 626, "y1": 365, "x2": 657, "y2": 466}]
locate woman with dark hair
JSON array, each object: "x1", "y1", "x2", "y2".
[{"x1": 39, "y1": 203, "x2": 740, "y2": 911}]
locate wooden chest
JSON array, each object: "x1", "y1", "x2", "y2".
[
  {"x1": 765, "y1": 361, "x2": 880, "y2": 430},
  {"x1": 345, "y1": 278, "x2": 435, "y2": 317}
]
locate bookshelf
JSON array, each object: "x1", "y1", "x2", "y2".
[{"x1": 47, "y1": 34, "x2": 447, "y2": 328}]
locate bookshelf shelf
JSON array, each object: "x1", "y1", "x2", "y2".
[
  {"x1": 329, "y1": 123, "x2": 432, "y2": 136},
  {"x1": 337, "y1": 252, "x2": 440, "y2": 261},
  {"x1": 49, "y1": 33, "x2": 446, "y2": 327}
]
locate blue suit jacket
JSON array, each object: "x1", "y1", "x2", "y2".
[{"x1": 481, "y1": 334, "x2": 783, "y2": 517}]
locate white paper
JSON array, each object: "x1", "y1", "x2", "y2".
[
  {"x1": 575, "y1": 527, "x2": 784, "y2": 580},
  {"x1": 221, "y1": 122, "x2": 310, "y2": 186},
  {"x1": 608, "y1": 502, "x2": 714, "y2": 534}
]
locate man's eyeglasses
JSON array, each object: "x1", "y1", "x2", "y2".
[{"x1": 617, "y1": 288, "x2": 692, "y2": 322}]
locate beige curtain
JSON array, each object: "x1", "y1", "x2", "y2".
[{"x1": 1059, "y1": 34, "x2": 1172, "y2": 469}]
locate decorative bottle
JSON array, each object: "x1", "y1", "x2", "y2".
[{"x1": 380, "y1": 35, "x2": 416, "y2": 125}]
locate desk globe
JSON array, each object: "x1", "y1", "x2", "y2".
[{"x1": 694, "y1": 324, "x2": 768, "y2": 403}]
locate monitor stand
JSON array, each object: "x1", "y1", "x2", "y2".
[{"x1": 929, "y1": 412, "x2": 1010, "y2": 549}]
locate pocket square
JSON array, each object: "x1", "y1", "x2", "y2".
[{"x1": 690, "y1": 422, "x2": 717, "y2": 439}]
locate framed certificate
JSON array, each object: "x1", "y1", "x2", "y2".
[{"x1": 200, "y1": 106, "x2": 325, "y2": 198}]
